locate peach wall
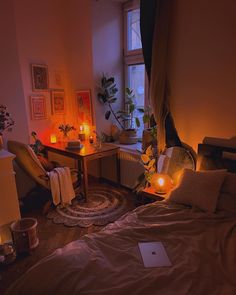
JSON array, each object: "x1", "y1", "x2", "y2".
[
  {"x1": 14, "y1": 0, "x2": 74, "y2": 143},
  {"x1": 168, "y1": 0, "x2": 236, "y2": 151},
  {"x1": 91, "y1": 0, "x2": 124, "y2": 135},
  {"x1": 0, "y1": 0, "x2": 29, "y2": 145},
  {"x1": 65, "y1": 0, "x2": 95, "y2": 132}
]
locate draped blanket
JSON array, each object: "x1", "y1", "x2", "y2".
[
  {"x1": 47, "y1": 167, "x2": 75, "y2": 206},
  {"x1": 6, "y1": 201, "x2": 236, "y2": 295}
]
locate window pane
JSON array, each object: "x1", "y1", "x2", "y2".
[
  {"x1": 128, "y1": 64, "x2": 145, "y2": 106},
  {"x1": 127, "y1": 9, "x2": 142, "y2": 51},
  {"x1": 127, "y1": 64, "x2": 145, "y2": 137}
]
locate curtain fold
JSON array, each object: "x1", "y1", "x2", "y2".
[{"x1": 140, "y1": 0, "x2": 182, "y2": 154}]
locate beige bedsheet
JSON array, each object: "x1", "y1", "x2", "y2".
[{"x1": 6, "y1": 202, "x2": 236, "y2": 295}]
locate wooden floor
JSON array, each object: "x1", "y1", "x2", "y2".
[{"x1": 0, "y1": 182, "x2": 137, "y2": 294}]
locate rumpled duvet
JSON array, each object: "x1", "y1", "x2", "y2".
[{"x1": 6, "y1": 201, "x2": 236, "y2": 295}]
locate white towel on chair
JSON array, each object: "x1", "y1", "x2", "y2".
[{"x1": 47, "y1": 167, "x2": 75, "y2": 206}]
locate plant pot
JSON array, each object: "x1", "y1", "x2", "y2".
[
  {"x1": 0, "y1": 135, "x2": 3, "y2": 150},
  {"x1": 119, "y1": 129, "x2": 138, "y2": 145},
  {"x1": 142, "y1": 128, "x2": 154, "y2": 151}
]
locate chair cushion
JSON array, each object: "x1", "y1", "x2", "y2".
[{"x1": 7, "y1": 140, "x2": 50, "y2": 189}]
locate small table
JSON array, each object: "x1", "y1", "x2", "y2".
[
  {"x1": 140, "y1": 187, "x2": 166, "y2": 204},
  {"x1": 44, "y1": 142, "x2": 120, "y2": 202}
]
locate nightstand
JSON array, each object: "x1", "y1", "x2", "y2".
[{"x1": 139, "y1": 187, "x2": 166, "y2": 204}]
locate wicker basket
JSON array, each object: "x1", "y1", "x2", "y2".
[{"x1": 10, "y1": 218, "x2": 39, "y2": 254}]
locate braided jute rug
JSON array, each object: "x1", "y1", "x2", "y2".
[{"x1": 47, "y1": 184, "x2": 134, "y2": 228}]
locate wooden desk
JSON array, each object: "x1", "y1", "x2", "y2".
[{"x1": 44, "y1": 142, "x2": 120, "y2": 202}]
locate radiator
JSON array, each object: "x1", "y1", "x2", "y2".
[
  {"x1": 101, "y1": 149, "x2": 144, "y2": 189},
  {"x1": 119, "y1": 150, "x2": 144, "y2": 189}
]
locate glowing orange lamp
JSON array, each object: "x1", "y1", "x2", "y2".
[
  {"x1": 50, "y1": 134, "x2": 57, "y2": 144},
  {"x1": 150, "y1": 173, "x2": 173, "y2": 194}
]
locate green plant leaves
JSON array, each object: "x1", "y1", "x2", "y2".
[
  {"x1": 135, "y1": 117, "x2": 140, "y2": 128},
  {"x1": 141, "y1": 154, "x2": 150, "y2": 164},
  {"x1": 143, "y1": 114, "x2": 150, "y2": 124},
  {"x1": 105, "y1": 111, "x2": 111, "y2": 120}
]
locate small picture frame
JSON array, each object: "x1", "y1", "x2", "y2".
[
  {"x1": 51, "y1": 90, "x2": 65, "y2": 114},
  {"x1": 75, "y1": 90, "x2": 93, "y2": 125},
  {"x1": 31, "y1": 63, "x2": 49, "y2": 91},
  {"x1": 30, "y1": 95, "x2": 47, "y2": 120}
]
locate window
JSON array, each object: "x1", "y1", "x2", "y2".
[
  {"x1": 124, "y1": 1, "x2": 148, "y2": 137},
  {"x1": 127, "y1": 8, "x2": 142, "y2": 51}
]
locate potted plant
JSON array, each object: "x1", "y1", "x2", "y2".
[
  {"x1": 138, "y1": 105, "x2": 157, "y2": 150},
  {"x1": 58, "y1": 124, "x2": 76, "y2": 141},
  {"x1": 0, "y1": 104, "x2": 14, "y2": 150},
  {"x1": 97, "y1": 74, "x2": 123, "y2": 130},
  {"x1": 117, "y1": 87, "x2": 141, "y2": 144},
  {"x1": 97, "y1": 74, "x2": 144, "y2": 144}
]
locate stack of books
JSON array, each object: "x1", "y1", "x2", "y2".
[{"x1": 66, "y1": 140, "x2": 83, "y2": 150}]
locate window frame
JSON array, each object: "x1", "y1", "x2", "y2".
[{"x1": 123, "y1": 0, "x2": 149, "y2": 109}]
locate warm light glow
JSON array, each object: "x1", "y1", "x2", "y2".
[
  {"x1": 151, "y1": 173, "x2": 173, "y2": 194},
  {"x1": 50, "y1": 134, "x2": 57, "y2": 144},
  {"x1": 83, "y1": 124, "x2": 90, "y2": 136},
  {"x1": 157, "y1": 177, "x2": 164, "y2": 187},
  {"x1": 79, "y1": 125, "x2": 84, "y2": 132}
]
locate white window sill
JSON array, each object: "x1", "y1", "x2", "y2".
[{"x1": 108, "y1": 141, "x2": 143, "y2": 155}]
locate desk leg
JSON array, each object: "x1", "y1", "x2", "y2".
[
  {"x1": 116, "y1": 152, "x2": 120, "y2": 185},
  {"x1": 81, "y1": 158, "x2": 89, "y2": 202}
]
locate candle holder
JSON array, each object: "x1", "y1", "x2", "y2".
[
  {"x1": 89, "y1": 136, "x2": 94, "y2": 144},
  {"x1": 150, "y1": 173, "x2": 173, "y2": 195},
  {"x1": 78, "y1": 133, "x2": 86, "y2": 141},
  {"x1": 50, "y1": 134, "x2": 57, "y2": 144}
]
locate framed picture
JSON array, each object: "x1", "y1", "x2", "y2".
[
  {"x1": 30, "y1": 95, "x2": 47, "y2": 120},
  {"x1": 75, "y1": 90, "x2": 93, "y2": 125},
  {"x1": 31, "y1": 63, "x2": 49, "y2": 91},
  {"x1": 51, "y1": 90, "x2": 65, "y2": 114}
]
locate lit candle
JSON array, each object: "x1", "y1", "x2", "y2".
[
  {"x1": 83, "y1": 124, "x2": 90, "y2": 137},
  {"x1": 89, "y1": 136, "x2": 94, "y2": 144},
  {"x1": 79, "y1": 125, "x2": 84, "y2": 133},
  {"x1": 157, "y1": 177, "x2": 164, "y2": 187},
  {"x1": 50, "y1": 134, "x2": 57, "y2": 144},
  {"x1": 151, "y1": 173, "x2": 173, "y2": 195}
]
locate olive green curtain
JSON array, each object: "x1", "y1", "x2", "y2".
[{"x1": 140, "y1": 0, "x2": 181, "y2": 154}]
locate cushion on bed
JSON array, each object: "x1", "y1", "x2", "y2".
[
  {"x1": 167, "y1": 169, "x2": 227, "y2": 212},
  {"x1": 216, "y1": 173, "x2": 236, "y2": 213},
  {"x1": 221, "y1": 172, "x2": 236, "y2": 194},
  {"x1": 217, "y1": 193, "x2": 236, "y2": 213}
]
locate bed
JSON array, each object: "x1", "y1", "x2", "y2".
[{"x1": 6, "y1": 143, "x2": 236, "y2": 295}]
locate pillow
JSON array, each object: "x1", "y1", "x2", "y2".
[
  {"x1": 217, "y1": 172, "x2": 236, "y2": 213},
  {"x1": 217, "y1": 193, "x2": 236, "y2": 213},
  {"x1": 221, "y1": 172, "x2": 236, "y2": 195},
  {"x1": 167, "y1": 169, "x2": 227, "y2": 212}
]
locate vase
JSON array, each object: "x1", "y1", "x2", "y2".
[{"x1": 0, "y1": 135, "x2": 3, "y2": 150}]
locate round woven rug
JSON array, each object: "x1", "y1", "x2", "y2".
[{"x1": 47, "y1": 185, "x2": 131, "y2": 227}]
